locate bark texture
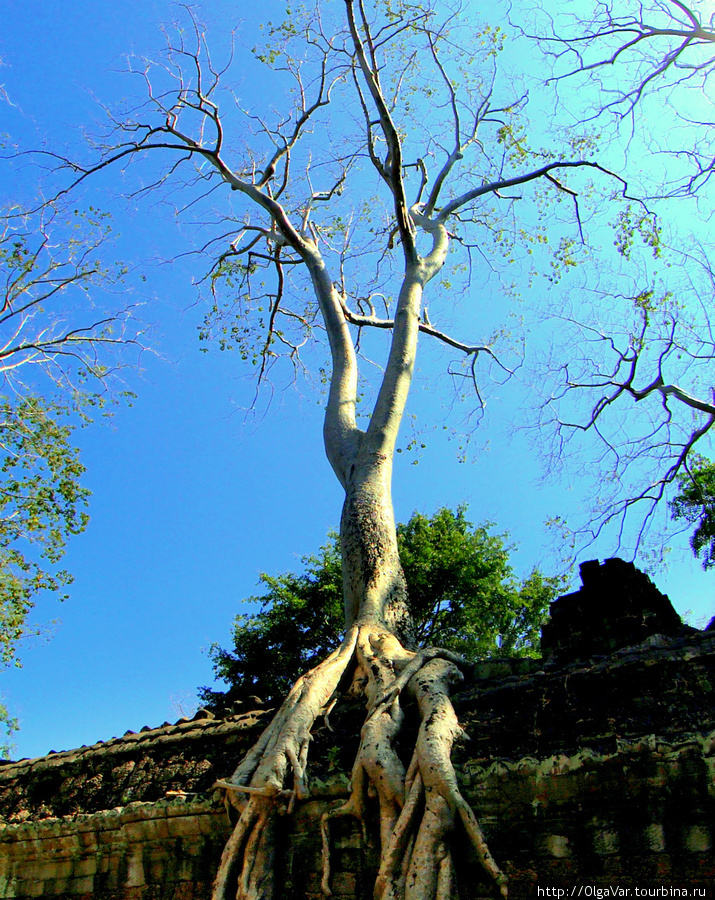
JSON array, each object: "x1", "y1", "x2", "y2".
[{"x1": 211, "y1": 486, "x2": 508, "y2": 900}]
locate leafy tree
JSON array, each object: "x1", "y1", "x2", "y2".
[
  {"x1": 0, "y1": 395, "x2": 89, "y2": 667},
  {"x1": 670, "y1": 456, "x2": 715, "y2": 568},
  {"x1": 0, "y1": 209, "x2": 141, "y2": 751},
  {"x1": 201, "y1": 508, "x2": 560, "y2": 711},
  {"x1": 398, "y1": 507, "x2": 560, "y2": 656}
]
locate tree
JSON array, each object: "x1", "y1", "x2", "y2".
[
  {"x1": 27, "y1": 2, "x2": 641, "y2": 897},
  {"x1": 0, "y1": 207, "x2": 140, "y2": 750},
  {"x1": 670, "y1": 455, "x2": 715, "y2": 568},
  {"x1": 396, "y1": 508, "x2": 559, "y2": 656},
  {"x1": 201, "y1": 507, "x2": 560, "y2": 711},
  {"x1": 513, "y1": 1, "x2": 715, "y2": 557}
]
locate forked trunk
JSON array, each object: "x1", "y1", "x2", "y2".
[{"x1": 210, "y1": 169, "x2": 507, "y2": 900}]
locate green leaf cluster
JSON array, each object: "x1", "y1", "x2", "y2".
[
  {"x1": 397, "y1": 507, "x2": 562, "y2": 656},
  {"x1": 200, "y1": 507, "x2": 561, "y2": 711},
  {"x1": 0, "y1": 395, "x2": 89, "y2": 756},
  {"x1": 201, "y1": 539, "x2": 344, "y2": 712},
  {"x1": 0, "y1": 698, "x2": 17, "y2": 759},
  {"x1": 0, "y1": 395, "x2": 90, "y2": 669},
  {"x1": 611, "y1": 205, "x2": 661, "y2": 260},
  {"x1": 670, "y1": 456, "x2": 715, "y2": 569}
]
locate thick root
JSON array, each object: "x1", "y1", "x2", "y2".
[
  {"x1": 212, "y1": 627, "x2": 358, "y2": 900},
  {"x1": 215, "y1": 624, "x2": 507, "y2": 900},
  {"x1": 371, "y1": 658, "x2": 507, "y2": 899}
]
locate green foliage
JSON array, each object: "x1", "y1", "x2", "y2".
[
  {"x1": 200, "y1": 507, "x2": 562, "y2": 711},
  {"x1": 0, "y1": 395, "x2": 90, "y2": 669},
  {"x1": 0, "y1": 698, "x2": 17, "y2": 759},
  {"x1": 0, "y1": 209, "x2": 136, "y2": 751},
  {"x1": 611, "y1": 205, "x2": 661, "y2": 259},
  {"x1": 397, "y1": 507, "x2": 562, "y2": 656},
  {"x1": 201, "y1": 538, "x2": 344, "y2": 711},
  {"x1": 670, "y1": 456, "x2": 715, "y2": 569},
  {"x1": 0, "y1": 395, "x2": 89, "y2": 757}
]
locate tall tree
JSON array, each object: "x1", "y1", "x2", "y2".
[{"x1": 27, "y1": 2, "x2": 640, "y2": 897}]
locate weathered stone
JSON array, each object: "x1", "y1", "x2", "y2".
[{"x1": 541, "y1": 558, "x2": 693, "y2": 661}]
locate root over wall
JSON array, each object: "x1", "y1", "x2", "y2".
[{"x1": 1, "y1": 631, "x2": 714, "y2": 900}]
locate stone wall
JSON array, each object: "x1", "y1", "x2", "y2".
[
  {"x1": 1, "y1": 561, "x2": 713, "y2": 899},
  {"x1": 462, "y1": 732, "x2": 715, "y2": 895},
  {"x1": 2, "y1": 729, "x2": 713, "y2": 899},
  {"x1": 0, "y1": 798, "x2": 227, "y2": 899}
]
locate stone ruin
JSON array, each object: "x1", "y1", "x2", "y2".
[
  {"x1": 541, "y1": 557, "x2": 696, "y2": 660},
  {"x1": 0, "y1": 560, "x2": 713, "y2": 899}
]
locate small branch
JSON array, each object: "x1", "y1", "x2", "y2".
[
  {"x1": 438, "y1": 160, "x2": 633, "y2": 221},
  {"x1": 340, "y1": 298, "x2": 513, "y2": 367}
]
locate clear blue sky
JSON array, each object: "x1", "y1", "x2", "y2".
[{"x1": 0, "y1": 0, "x2": 712, "y2": 761}]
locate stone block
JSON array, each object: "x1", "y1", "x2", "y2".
[
  {"x1": 69, "y1": 856, "x2": 97, "y2": 878},
  {"x1": 643, "y1": 823, "x2": 666, "y2": 852},
  {"x1": 66, "y1": 873, "x2": 96, "y2": 893},
  {"x1": 544, "y1": 834, "x2": 571, "y2": 858},
  {"x1": 15, "y1": 878, "x2": 46, "y2": 898},
  {"x1": 325, "y1": 872, "x2": 357, "y2": 896},
  {"x1": 125, "y1": 850, "x2": 146, "y2": 887},
  {"x1": 333, "y1": 829, "x2": 363, "y2": 850},
  {"x1": 167, "y1": 815, "x2": 203, "y2": 838},
  {"x1": 333, "y1": 848, "x2": 362, "y2": 873},
  {"x1": 122, "y1": 820, "x2": 152, "y2": 844},
  {"x1": 593, "y1": 829, "x2": 619, "y2": 855},
  {"x1": 683, "y1": 825, "x2": 712, "y2": 853}
]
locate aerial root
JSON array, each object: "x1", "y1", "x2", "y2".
[
  {"x1": 239, "y1": 806, "x2": 276, "y2": 900},
  {"x1": 367, "y1": 645, "x2": 466, "y2": 714},
  {"x1": 456, "y1": 797, "x2": 508, "y2": 897},
  {"x1": 214, "y1": 626, "x2": 507, "y2": 900},
  {"x1": 321, "y1": 649, "x2": 507, "y2": 900},
  {"x1": 321, "y1": 788, "x2": 367, "y2": 896},
  {"x1": 404, "y1": 791, "x2": 454, "y2": 900},
  {"x1": 408, "y1": 657, "x2": 508, "y2": 898},
  {"x1": 375, "y1": 764, "x2": 507, "y2": 900},
  {"x1": 373, "y1": 769, "x2": 423, "y2": 899},
  {"x1": 212, "y1": 802, "x2": 257, "y2": 900},
  {"x1": 211, "y1": 627, "x2": 359, "y2": 900}
]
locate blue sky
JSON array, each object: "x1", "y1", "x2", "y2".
[{"x1": 1, "y1": 0, "x2": 713, "y2": 761}]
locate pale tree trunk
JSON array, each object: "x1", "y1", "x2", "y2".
[
  {"x1": 210, "y1": 226, "x2": 508, "y2": 898},
  {"x1": 338, "y1": 274, "x2": 425, "y2": 645},
  {"x1": 340, "y1": 468, "x2": 413, "y2": 644},
  {"x1": 206, "y1": 0, "x2": 509, "y2": 891}
]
